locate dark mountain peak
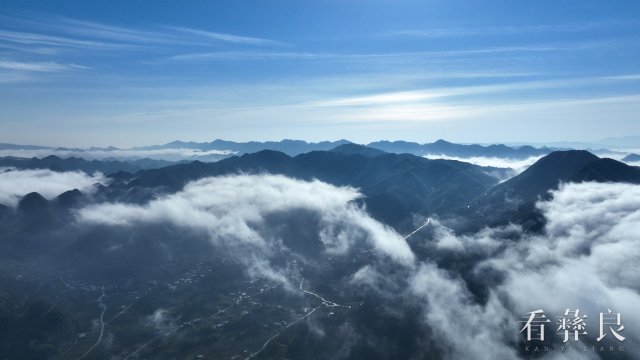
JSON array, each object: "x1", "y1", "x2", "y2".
[
  {"x1": 210, "y1": 139, "x2": 235, "y2": 146},
  {"x1": 623, "y1": 153, "x2": 640, "y2": 162},
  {"x1": 526, "y1": 150, "x2": 599, "y2": 174},
  {"x1": 366, "y1": 140, "x2": 423, "y2": 154},
  {"x1": 240, "y1": 149, "x2": 291, "y2": 161},
  {"x1": 419, "y1": 140, "x2": 553, "y2": 159},
  {"x1": 571, "y1": 158, "x2": 640, "y2": 183},
  {"x1": 473, "y1": 150, "x2": 601, "y2": 219},
  {"x1": 54, "y1": 189, "x2": 85, "y2": 208},
  {"x1": 486, "y1": 143, "x2": 509, "y2": 149},
  {"x1": 504, "y1": 150, "x2": 599, "y2": 189},
  {"x1": 280, "y1": 139, "x2": 307, "y2": 144},
  {"x1": 546, "y1": 149, "x2": 596, "y2": 159},
  {"x1": 468, "y1": 150, "x2": 640, "y2": 230},
  {"x1": 18, "y1": 192, "x2": 49, "y2": 213},
  {"x1": 433, "y1": 139, "x2": 452, "y2": 145},
  {"x1": 330, "y1": 143, "x2": 387, "y2": 157}
]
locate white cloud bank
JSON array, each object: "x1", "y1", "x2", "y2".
[
  {"x1": 423, "y1": 154, "x2": 543, "y2": 171},
  {"x1": 73, "y1": 175, "x2": 640, "y2": 358},
  {"x1": 405, "y1": 182, "x2": 640, "y2": 359},
  {"x1": 77, "y1": 174, "x2": 415, "y2": 287},
  {"x1": 0, "y1": 168, "x2": 107, "y2": 206}
]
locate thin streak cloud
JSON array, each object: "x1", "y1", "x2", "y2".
[
  {"x1": 0, "y1": 15, "x2": 285, "y2": 54},
  {"x1": 0, "y1": 59, "x2": 88, "y2": 72},
  {"x1": 387, "y1": 20, "x2": 639, "y2": 38},
  {"x1": 166, "y1": 41, "x2": 620, "y2": 63},
  {"x1": 48, "y1": 16, "x2": 179, "y2": 44},
  {"x1": 164, "y1": 26, "x2": 286, "y2": 46},
  {"x1": 0, "y1": 29, "x2": 140, "y2": 50}
]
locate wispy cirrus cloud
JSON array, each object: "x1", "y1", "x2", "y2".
[
  {"x1": 164, "y1": 26, "x2": 286, "y2": 46},
  {"x1": 0, "y1": 59, "x2": 88, "y2": 72},
  {"x1": 9, "y1": 16, "x2": 281, "y2": 47},
  {"x1": 168, "y1": 51, "x2": 327, "y2": 62},
  {"x1": 0, "y1": 29, "x2": 140, "y2": 50},
  {"x1": 387, "y1": 20, "x2": 639, "y2": 38},
  {"x1": 166, "y1": 40, "x2": 620, "y2": 64},
  {"x1": 0, "y1": 14, "x2": 286, "y2": 84},
  {"x1": 602, "y1": 74, "x2": 640, "y2": 81},
  {"x1": 0, "y1": 15, "x2": 285, "y2": 51},
  {"x1": 44, "y1": 16, "x2": 178, "y2": 44}
]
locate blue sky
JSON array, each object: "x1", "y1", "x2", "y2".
[{"x1": 1, "y1": 0, "x2": 639, "y2": 147}]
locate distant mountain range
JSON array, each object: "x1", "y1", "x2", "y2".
[
  {"x1": 0, "y1": 155, "x2": 176, "y2": 173},
  {"x1": 136, "y1": 138, "x2": 555, "y2": 159},
  {"x1": 0, "y1": 143, "x2": 51, "y2": 150},
  {"x1": 0, "y1": 139, "x2": 557, "y2": 161},
  {"x1": 4, "y1": 146, "x2": 639, "y2": 229},
  {"x1": 368, "y1": 139, "x2": 554, "y2": 159},
  {"x1": 329, "y1": 143, "x2": 388, "y2": 157},
  {"x1": 120, "y1": 149, "x2": 504, "y2": 227},
  {"x1": 135, "y1": 139, "x2": 353, "y2": 156},
  {"x1": 6, "y1": 146, "x2": 636, "y2": 234}
]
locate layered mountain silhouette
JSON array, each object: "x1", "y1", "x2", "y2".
[
  {"x1": 5, "y1": 146, "x2": 636, "y2": 232},
  {"x1": 0, "y1": 143, "x2": 51, "y2": 150},
  {"x1": 0, "y1": 139, "x2": 561, "y2": 166},
  {"x1": 123, "y1": 150, "x2": 500, "y2": 227},
  {"x1": 136, "y1": 139, "x2": 353, "y2": 156},
  {"x1": 3, "y1": 146, "x2": 638, "y2": 234},
  {"x1": 0, "y1": 155, "x2": 175, "y2": 174},
  {"x1": 468, "y1": 150, "x2": 640, "y2": 230},
  {"x1": 368, "y1": 139, "x2": 553, "y2": 158},
  {"x1": 140, "y1": 138, "x2": 554, "y2": 158}
]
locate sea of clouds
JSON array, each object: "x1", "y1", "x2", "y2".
[
  {"x1": 0, "y1": 168, "x2": 107, "y2": 207},
  {"x1": 71, "y1": 174, "x2": 640, "y2": 359},
  {"x1": 405, "y1": 182, "x2": 640, "y2": 359},
  {"x1": 78, "y1": 174, "x2": 414, "y2": 289}
]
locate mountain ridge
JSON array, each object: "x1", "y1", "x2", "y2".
[{"x1": 0, "y1": 139, "x2": 558, "y2": 160}]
